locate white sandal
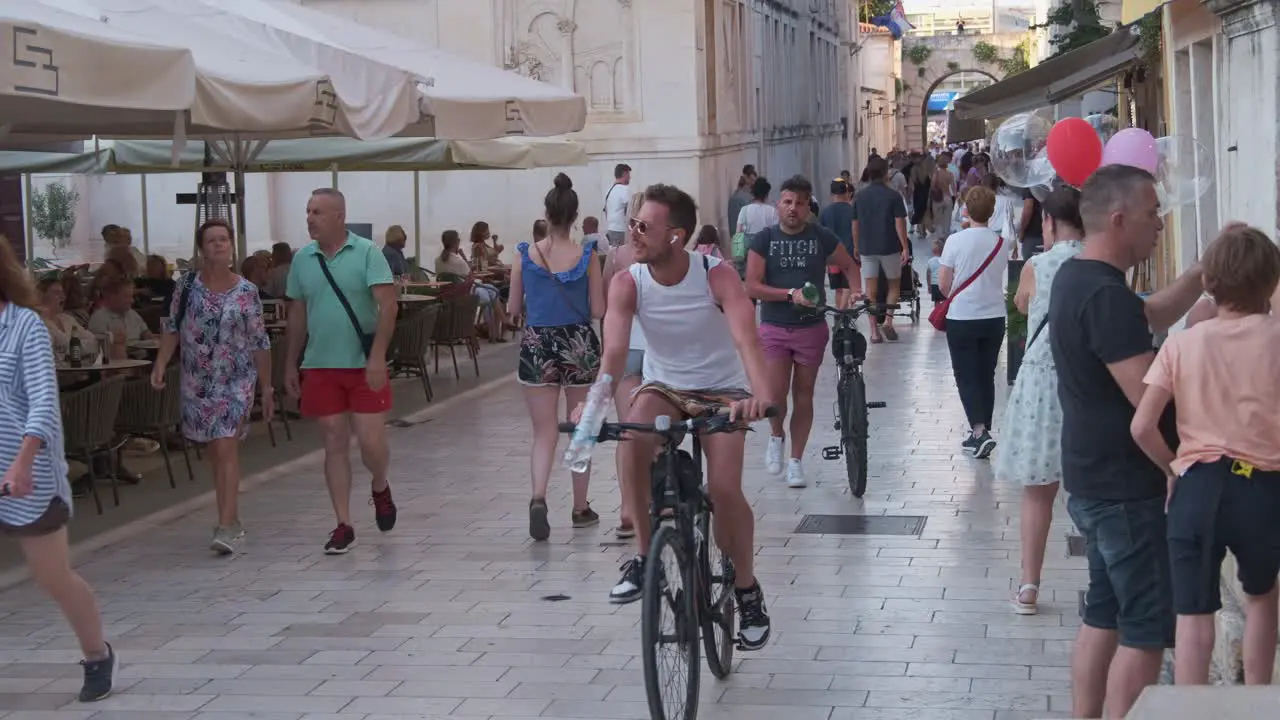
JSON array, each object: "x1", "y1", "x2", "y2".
[{"x1": 1012, "y1": 583, "x2": 1039, "y2": 615}]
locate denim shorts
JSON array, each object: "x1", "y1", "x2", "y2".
[
  {"x1": 1168, "y1": 458, "x2": 1280, "y2": 616},
  {"x1": 1067, "y1": 494, "x2": 1175, "y2": 649}
]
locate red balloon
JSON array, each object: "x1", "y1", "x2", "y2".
[{"x1": 1046, "y1": 118, "x2": 1104, "y2": 187}]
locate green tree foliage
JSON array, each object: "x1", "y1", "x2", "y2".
[
  {"x1": 1039, "y1": 0, "x2": 1117, "y2": 57},
  {"x1": 906, "y1": 44, "x2": 932, "y2": 65},
  {"x1": 861, "y1": 0, "x2": 897, "y2": 21},
  {"x1": 30, "y1": 182, "x2": 79, "y2": 253}
]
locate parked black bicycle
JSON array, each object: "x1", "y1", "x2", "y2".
[
  {"x1": 560, "y1": 407, "x2": 776, "y2": 720},
  {"x1": 817, "y1": 301, "x2": 895, "y2": 498}
]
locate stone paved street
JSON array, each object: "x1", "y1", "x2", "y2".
[{"x1": 0, "y1": 316, "x2": 1086, "y2": 720}]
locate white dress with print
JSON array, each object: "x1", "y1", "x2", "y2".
[{"x1": 993, "y1": 240, "x2": 1083, "y2": 486}]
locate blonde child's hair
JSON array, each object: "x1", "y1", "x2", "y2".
[{"x1": 932, "y1": 239, "x2": 944, "y2": 255}]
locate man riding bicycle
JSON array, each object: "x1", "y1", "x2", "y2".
[{"x1": 596, "y1": 183, "x2": 775, "y2": 651}]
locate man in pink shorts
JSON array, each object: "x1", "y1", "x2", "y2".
[{"x1": 745, "y1": 175, "x2": 860, "y2": 487}]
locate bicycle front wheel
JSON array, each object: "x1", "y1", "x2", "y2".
[
  {"x1": 697, "y1": 511, "x2": 735, "y2": 680},
  {"x1": 642, "y1": 524, "x2": 701, "y2": 720},
  {"x1": 839, "y1": 372, "x2": 870, "y2": 498}
]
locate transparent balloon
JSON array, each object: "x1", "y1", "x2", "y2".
[
  {"x1": 1154, "y1": 135, "x2": 1214, "y2": 210},
  {"x1": 990, "y1": 113, "x2": 1055, "y2": 188},
  {"x1": 1085, "y1": 113, "x2": 1120, "y2": 145},
  {"x1": 1029, "y1": 175, "x2": 1067, "y2": 203}
]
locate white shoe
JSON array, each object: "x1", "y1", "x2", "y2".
[
  {"x1": 786, "y1": 459, "x2": 807, "y2": 488},
  {"x1": 764, "y1": 436, "x2": 784, "y2": 476}
]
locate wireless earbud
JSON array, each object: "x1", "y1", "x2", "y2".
[{"x1": 672, "y1": 236, "x2": 678, "y2": 242}]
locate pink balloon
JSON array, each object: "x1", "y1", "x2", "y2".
[{"x1": 1101, "y1": 128, "x2": 1159, "y2": 174}]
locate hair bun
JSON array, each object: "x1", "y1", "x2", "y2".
[{"x1": 553, "y1": 173, "x2": 573, "y2": 191}]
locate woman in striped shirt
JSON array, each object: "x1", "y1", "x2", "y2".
[{"x1": 0, "y1": 237, "x2": 114, "y2": 702}]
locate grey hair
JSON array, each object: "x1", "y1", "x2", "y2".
[
  {"x1": 1079, "y1": 165, "x2": 1156, "y2": 234},
  {"x1": 310, "y1": 187, "x2": 346, "y2": 210}
]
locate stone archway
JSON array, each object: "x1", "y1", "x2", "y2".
[{"x1": 897, "y1": 32, "x2": 1029, "y2": 150}]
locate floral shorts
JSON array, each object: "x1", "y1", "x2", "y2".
[
  {"x1": 518, "y1": 323, "x2": 601, "y2": 387},
  {"x1": 635, "y1": 382, "x2": 751, "y2": 419}
]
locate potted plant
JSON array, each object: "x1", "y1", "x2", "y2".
[{"x1": 30, "y1": 181, "x2": 80, "y2": 258}]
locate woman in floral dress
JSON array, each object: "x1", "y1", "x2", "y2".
[
  {"x1": 993, "y1": 186, "x2": 1084, "y2": 615},
  {"x1": 152, "y1": 219, "x2": 272, "y2": 556}
]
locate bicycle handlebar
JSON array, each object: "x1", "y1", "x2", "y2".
[
  {"x1": 816, "y1": 301, "x2": 901, "y2": 317},
  {"x1": 559, "y1": 406, "x2": 779, "y2": 441}
]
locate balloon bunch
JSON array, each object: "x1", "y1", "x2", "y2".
[{"x1": 990, "y1": 111, "x2": 1215, "y2": 215}]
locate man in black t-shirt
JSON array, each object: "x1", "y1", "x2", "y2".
[
  {"x1": 1048, "y1": 165, "x2": 1205, "y2": 719},
  {"x1": 1018, "y1": 188, "x2": 1043, "y2": 258}
]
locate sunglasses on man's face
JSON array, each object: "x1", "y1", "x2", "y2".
[{"x1": 627, "y1": 217, "x2": 670, "y2": 236}]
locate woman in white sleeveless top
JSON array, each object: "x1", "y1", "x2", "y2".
[{"x1": 993, "y1": 186, "x2": 1085, "y2": 615}]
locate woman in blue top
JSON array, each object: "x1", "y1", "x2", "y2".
[
  {"x1": 0, "y1": 237, "x2": 114, "y2": 702},
  {"x1": 507, "y1": 173, "x2": 604, "y2": 541}
]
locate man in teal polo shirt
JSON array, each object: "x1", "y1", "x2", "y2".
[{"x1": 284, "y1": 188, "x2": 399, "y2": 554}]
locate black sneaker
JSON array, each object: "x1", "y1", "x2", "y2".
[
  {"x1": 961, "y1": 433, "x2": 980, "y2": 451},
  {"x1": 371, "y1": 487, "x2": 397, "y2": 532},
  {"x1": 571, "y1": 504, "x2": 600, "y2": 528},
  {"x1": 609, "y1": 555, "x2": 645, "y2": 604},
  {"x1": 973, "y1": 431, "x2": 997, "y2": 459},
  {"x1": 735, "y1": 582, "x2": 772, "y2": 651},
  {"x1": 78, "y1": 643, "x2": 114, "y2": 702},
  {"x1": 324, "y1": 524, "x2": 355, "y2": 555},
  {"x1": 529, "y1": 498, "x2": 551, "y2": 541}
]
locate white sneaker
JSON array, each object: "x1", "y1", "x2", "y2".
[
  {"x1": 764, "y1": 436, "x2": 784, "y2": 475},
  {"x1": 786, "y1": 459, "x2": 807, "y2": 488}
]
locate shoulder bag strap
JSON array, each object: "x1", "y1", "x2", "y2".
[
  {"x1": 1027, "y1": 315, "x2": 1049, "y2": 349},
  {"x1": 314, "y1": 253, "x2": 372, "y2": 357},
  {"x1": 603, "y1": 183, "x2": 619, "y2": 214},
  {"x1": 173, "y1": 271, "x2": 197, "y2": 331},
  {"x1": 532, "y1": 241, "x2": 592, "y2": 326},
  {"x1": 947, "y1": 237, "x2": 1003, "y2": 301}
]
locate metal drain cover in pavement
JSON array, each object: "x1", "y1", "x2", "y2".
[{"x1": 794, "y1": 514, "x2": 927, "y2": 536}]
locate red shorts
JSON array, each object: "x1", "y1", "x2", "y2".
[{"x1": 300, "y1": 369, "x2": 392, "y2": 418}]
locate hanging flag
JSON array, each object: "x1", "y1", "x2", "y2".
[{"x1": 870, "y1": 1, "x2": 915, "y2": 40}]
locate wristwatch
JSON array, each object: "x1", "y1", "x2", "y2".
[{"x1": 787, "y1": 288, "x2": 798, "y2": 303}]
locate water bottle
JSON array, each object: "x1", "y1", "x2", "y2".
[
  {"x1": 801, "y1": 281, "x2": 821, "y2": 305},
  {"x1": 68, "y1": 336, "x2": 83, "y2": 369},
  {"x1": 564, "y1": 373, "x2": 613, "y2": 473}
]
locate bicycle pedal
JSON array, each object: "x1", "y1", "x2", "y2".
[
  {"x1": 821, "y1": 446, "x2": 842, "y2": 460},
  {"x1": 866, "y1": 401, "x2": 887, "y2": 409}
]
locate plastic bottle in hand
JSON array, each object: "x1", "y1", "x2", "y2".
[
  {"x1": 802, "y1": 281, "x2": 821, "y2": 305},
  {"x1": 564, "y1": 373, "x2": 613, "y2": 473}
]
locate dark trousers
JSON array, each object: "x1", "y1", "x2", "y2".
[{"x1": 945, "y1": 317, "x2": 1005, "y2": 429}]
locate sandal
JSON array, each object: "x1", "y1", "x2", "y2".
[{"x1": 1012, "y1": 583, "x2": 1039, "y2": 615}]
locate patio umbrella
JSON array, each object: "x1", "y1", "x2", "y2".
[
  {"x1": 0, "y1": 137, "x2": 589, "y2": 174},
  {"x1": 202, "y1": 0, "x2": 587, "y2": 139},
  {"x1": 31, "y1": 0, "x2": 423, "y2": 142},
  {"x1": 1, "y1": 0, "x2": 197, "y2": 145}
]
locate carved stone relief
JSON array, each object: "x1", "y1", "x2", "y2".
[{"x1": 499, "y1": 0, "x2": 638, "y2": 118}]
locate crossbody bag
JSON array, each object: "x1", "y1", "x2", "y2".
[{"x1": 315, "y1": 253, "x2": 374, "y2": 358}]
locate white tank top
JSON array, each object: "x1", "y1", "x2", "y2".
[
  {"x1": 630, "y1": 317, "x2": 646, "y2": 351},
  {"x1": 629, "y1": 252, "x2": 748, "y2": 391}
]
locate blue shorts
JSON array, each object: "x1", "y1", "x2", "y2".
[{"x1": 1067, "y1": 495, "x2": 1175, "y2": 649}]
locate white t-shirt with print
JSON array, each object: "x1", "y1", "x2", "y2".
[
  {"x1": 939, "y1": 226, "x2": 1008, "y2": 321},
  {"x1": 605, "y1": 183, "x2": 632, "y2": 233}
]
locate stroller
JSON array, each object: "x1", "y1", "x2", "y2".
[{"x1": 870, "y1": 254, "x2": 922, "y2": 326}]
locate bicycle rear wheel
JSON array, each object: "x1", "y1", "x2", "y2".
[
  {"x1": 697, "y1": 510, "x2": 735, "y2": 680},
  {"x1": 642, "y1": 524, "x2": 701, "y2": 720},
  {"x1": 839, "y1": 372, "x2": 870, "y2": 498}
]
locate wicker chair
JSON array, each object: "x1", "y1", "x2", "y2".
[
  {"x1": 61, "y1": 377, "x2": 126, "y2": 514},
  {"x1": 114, "y1": 364, "x2": 193, "y2": 488},
  {"x1": 390, "y1": 304, "x2": 441, "y2": 400},
  {"x1": 432, "y1": 294, "x2": 481, "y2": 379}
]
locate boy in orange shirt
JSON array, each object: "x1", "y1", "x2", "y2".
[{"x1": 1131, "y1": 224, "x2": 1280, "y2": 686}]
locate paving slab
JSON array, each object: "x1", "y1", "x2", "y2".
[{"x1": 0, "y1": 300, "x2": 1097, "y2": 718}]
